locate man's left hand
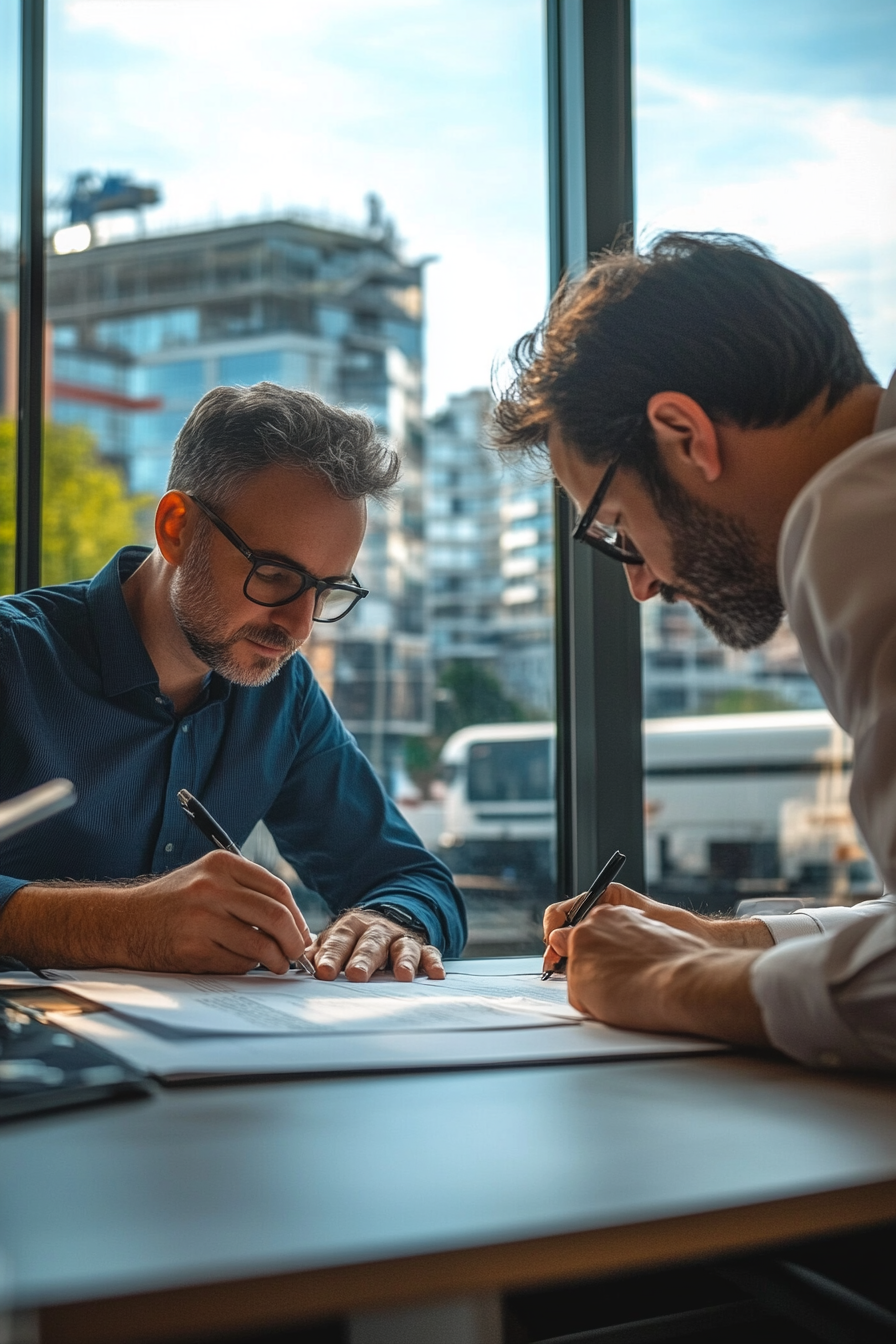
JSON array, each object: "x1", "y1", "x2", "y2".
[
  {"x1": 548, "y1": 905, "x2": 769, "y2": 1046},
  {"x1": 311, "y1": 909, "x2": 445, "y2": 982}
]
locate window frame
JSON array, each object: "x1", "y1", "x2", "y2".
[{"x1": 547, "y1": 0, "x2": 645, "y2": 897}]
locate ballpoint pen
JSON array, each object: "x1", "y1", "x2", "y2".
[
  {"x1": 541, "y1": 849, "x2": 626, "y2": 980},
  {"x1": 177, "y1": 789, "x2": 315, "y2": 975}
]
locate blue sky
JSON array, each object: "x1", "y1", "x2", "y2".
[
  {"x1": 635, "y1": 0, "x2": 896, "y2": 382},
  {"x1": 39, "y1": 0, "x2": 550, "y2": 415},
  {"x1": 2, "y1": 0, "x2": 895, "y2": 405}
]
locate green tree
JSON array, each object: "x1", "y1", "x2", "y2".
[
  {"x1": 405, "y1": 659, "x2": 536, "y2": 791},
  {"x1": 0, "y1": 418, "x2": 152, "y2": 592},
  {"x1": 702, "y1": 687, "x2": 794, "y2": 715}
]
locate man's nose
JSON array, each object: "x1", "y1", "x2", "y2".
[
  {"x1": 625, "y1": 561, "x2": 663, "y2": 603},
  {"x1": 271, "y1": 590, "x2": 317, "y2": 645}
]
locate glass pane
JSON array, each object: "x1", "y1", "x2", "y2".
[
  {"x1": 634, "y1": 0, "x2": 895, "y2": 913},
  {"x1": 0, "y1": 1, "x2": 20, "y2": 595},
  {"x1": 44, "y1": 0, "x2": 552, "y2": 955}
]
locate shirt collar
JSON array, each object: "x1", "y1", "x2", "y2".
[
  {"x1": 86, "y1": 548, "x2": 162, "y2": 698},
  {"x1": 873, "y1": 369, "x2": 896, "y2": 434}
]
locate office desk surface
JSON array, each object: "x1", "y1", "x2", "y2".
[{"x1": 2, "y1": 1053, "x2": 896, "y2": 1343}]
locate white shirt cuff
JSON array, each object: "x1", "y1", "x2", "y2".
[
  {"x1": 759, "y1": 911, "x2": 826, "y2": 942},
  {"x1": 750, "y1": 935, "x2": 883, "y2": 1070}
]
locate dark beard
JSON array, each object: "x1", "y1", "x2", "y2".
[
  {"x1": 169, "y1": 525, "x2": 299, "y2": 685},
  {"x1": 651, "y1": 472, "x2": 784, "y2": 651}
]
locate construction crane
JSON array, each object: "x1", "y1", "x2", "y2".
[{"x1": 52, "y1": 172, "x2": 162, "y2": 253}]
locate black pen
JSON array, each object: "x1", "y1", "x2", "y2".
[
  {"x1": 541, "y1": 850, "x2": 626, "y2": 980},
  {"x1": 177, "y1": 789, "x2": 314, "y2": 975}
]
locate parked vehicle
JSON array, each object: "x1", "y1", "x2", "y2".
[{"x1": 437, "y1": 711, "x2": 880, "y2": 914}]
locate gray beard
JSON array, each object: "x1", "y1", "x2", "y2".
[
  {"x1": 169, "y1": 530, "x2": 299, "y2": 686},
  {"x1": 651, "y1": 473, "x2": 784, "y2": 651}
]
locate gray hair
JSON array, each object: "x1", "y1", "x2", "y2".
[{"x1": 167, "y1": 382, "x2": 401, "y2": 505}]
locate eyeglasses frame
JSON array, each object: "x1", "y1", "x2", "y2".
[
  {"x1": 187, "y1": 494, "x2": 369, "y2": 621},
  {"x1": 571, "y1": 457, "x2": 645, "y2": 565}
]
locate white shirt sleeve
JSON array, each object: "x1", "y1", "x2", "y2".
[
  {"x1": 749, "y1": 409, "x2": 896, "y2": 1070},
  {"x1": 779, "y1": 425, "x2": 896, "y2": 893},
  {"x1": 751, "y1": 905, "x2": 896, "y2": 1070}
]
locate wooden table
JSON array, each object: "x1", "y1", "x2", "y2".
[{"x1": 2, "y1": 1047, "x2": 896, "y2": 1343}]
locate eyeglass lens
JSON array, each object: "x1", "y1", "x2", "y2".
[{"x1": 246, "y1": 563, "x2": 358, "y2": 617}]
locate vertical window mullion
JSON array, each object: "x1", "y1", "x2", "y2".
[
  {"x1": 15, "y1": 0, "x2": 45, "y2": 594},
  {"x1": 547, "y1": 0, "x2": 644, "y2": 898}
]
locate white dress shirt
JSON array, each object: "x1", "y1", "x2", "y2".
[{"x1": 750, "y1": 371, "x2": 896, "y2": 1069}]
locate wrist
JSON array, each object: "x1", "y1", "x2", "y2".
[{"x1": 701, "y1": 916, "x2": 775, "y2": 949}]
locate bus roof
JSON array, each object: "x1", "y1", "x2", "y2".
[{"x1": 440, "y1": 721, "x2": 554, "y2": 762}]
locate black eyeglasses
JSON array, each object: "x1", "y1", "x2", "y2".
[
  {"x1": 188, "y1": 495, "x2": 369, "y2": 622},
  {"x1": 571, "y1": 458, "x2": 645, "y2": 565}
]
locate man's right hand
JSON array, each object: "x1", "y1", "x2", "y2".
[
  {"x1": 542, "y1": 882, "x2": 772, "y2": 975},
  {"x1": 0, "y1": 850, "x2": 313, "y2": 974}
]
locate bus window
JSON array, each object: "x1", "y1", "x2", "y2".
[{"x1": 468, "y1": 739, "x2": 552, "y2": 803}]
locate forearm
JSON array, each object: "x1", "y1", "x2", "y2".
[
  {"x1": 651, "y1": 948, "x2": 768, "y2": 1045},
  {"x1": 701, "y1": 915, "x2": 774, "y2": 949},
  {"x1": 0, "y1": 882, "x2": 145, "y2": 969}
]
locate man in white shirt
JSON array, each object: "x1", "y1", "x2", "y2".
[{"x1": 493, "y1": 232, "x2": 896, "y2": 1070}]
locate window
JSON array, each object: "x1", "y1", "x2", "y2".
[
  {"x1": 37, "y1": 0, "x2": 552, "y2": 954},
  {"x1": 635, "y1": 0, "x2": 896, "y2": 911}
]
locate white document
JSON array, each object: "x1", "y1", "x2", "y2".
[
  {"x1": 43, "y1": 967, "x2": 585, "y2": 1036},
  {"x1": 50, "y1": 1006, "x2": 724, "y2": 1081}
]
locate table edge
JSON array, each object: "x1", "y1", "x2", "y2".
[{"x1": 40, "y1": 1177, "x2": 896, "y2": 1344}]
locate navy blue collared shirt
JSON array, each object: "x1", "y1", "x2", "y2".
[{"x1": 0, "y1": 548, "x2": 466, "y2": 956}]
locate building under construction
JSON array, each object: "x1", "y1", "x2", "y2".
[{"x1": 39, "y1": 206, "x2": 431, "y2": 774}]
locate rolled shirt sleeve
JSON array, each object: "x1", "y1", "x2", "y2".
[{"x1": 752, "y1": 904, "x2": 896, "y2": 1070}]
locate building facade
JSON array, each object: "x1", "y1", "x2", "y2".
[
  {"x1": 41, "y1": 210, "x2": 430, "y2": 772},
  {"x1": 424, "y1": 388, "x2": 555, "y2": 715}
]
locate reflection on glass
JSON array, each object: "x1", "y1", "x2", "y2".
[
  {"x1": 42, "y1": 0, "x2": 551, "y2": 954},
  {"x1": 635, "y1": 0, "x2": 895, "y2": 913}
]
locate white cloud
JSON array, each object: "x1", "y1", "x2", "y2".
[
  {"x1": 636, "y1": 71, "x2": 896, "y2": 379},
  {"x1": 49, "y1": 0, "x2": 549, "y2": 412}
]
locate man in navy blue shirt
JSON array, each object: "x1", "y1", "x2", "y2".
[{"x1": 0, "y1": 383, "x2": 466, "y2": 976}]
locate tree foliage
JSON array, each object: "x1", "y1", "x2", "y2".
[
  {"x1": 0, "y1": 419, "x2": 152, "y2": 593},
  {"x1": 405, "y1": 658, "x2": 536, "y2": 790}
]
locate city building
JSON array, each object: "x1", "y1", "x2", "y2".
[
  {"x1": 37, "y1": 204, "x2": 431, "y2": 772},
  {"x1": 424, "y1": 388, "x2": 555, "y2": 715},
  {"x1": 641, "y1": 599, "x2": 824, "y2": 718}
]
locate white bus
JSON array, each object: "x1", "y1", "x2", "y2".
[{"x1": 437, "y1": 711, "x2": 879, "y2": 909}]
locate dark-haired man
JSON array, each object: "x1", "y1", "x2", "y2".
[
  {"x1": 0, "y1": 383, "x2": 465, "y2": 977},
  {"x1": 495, "y1": 233, "x2": 896, "y2": 1070}
]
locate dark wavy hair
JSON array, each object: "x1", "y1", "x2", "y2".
[{"x1": 492, "y1": 232, "x2": 875, "y2": 473}]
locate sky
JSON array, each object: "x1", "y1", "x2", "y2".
[
  {"x1": 634, "y1": 0, "x2": 896, "y2": 383},
  {"x1": 38, "y1": 0, "x2": 550, "y2": 416},
  {"x1": 1, "y1": 0, "x2": 894, "y2": 407}
]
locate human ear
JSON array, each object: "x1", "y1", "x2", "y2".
[
  {"x1": 646, "y1": 392, "x2": 722, "y2": 484},
  {"x1": 154, "y1": 491, "x2": 191, "y2": 566}
]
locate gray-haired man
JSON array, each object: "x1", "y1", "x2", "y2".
[{"x1": 0, "y1": 383, "x2": 466, "y2": 977}]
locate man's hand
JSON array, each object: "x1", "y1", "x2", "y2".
[
  {"x1": 0, "y1": 850, "x2": 313, "y2": 974},
  {"x1": 548, "y1": 905, "x2": 769, "y2": 1046},
  {"x1": 312, "y1": 909, "x2": 445, "y2": 982},
  {"x1": 542, "y1": 882, "x2": 773, "y2": 975}
]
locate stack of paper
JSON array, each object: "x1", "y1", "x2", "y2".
[{"x1": 18, "y1": 960, "x2": 724, "y2": 1081}]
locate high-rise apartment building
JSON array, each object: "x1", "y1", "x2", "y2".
[
  {"x1": 37, "y1": 209, "x2": 430, "y2": 771},
  {"x1": 424, "y1": 388, "x2": 555, "y2": 714}
]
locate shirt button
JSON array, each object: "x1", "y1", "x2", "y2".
[
  {"x1": 181, "y1": 722, "x2": 190, "y2": 733},
  {"x1": 164, "y1": 843, "x2": 174, "y2": 854},
  {"x1": 155, "y1": 696, "x2": 165, "y2": 705}
]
